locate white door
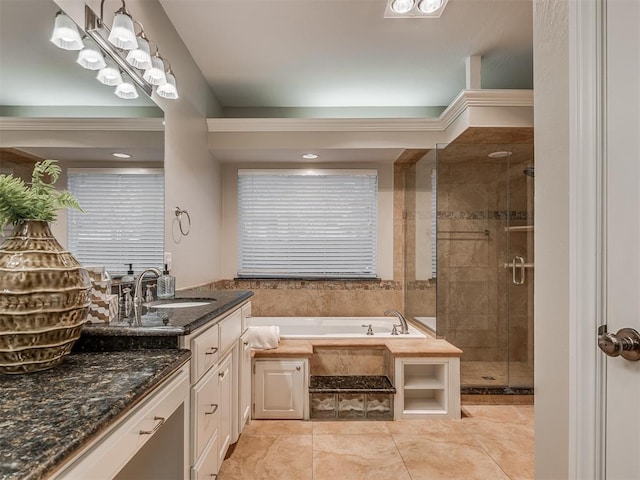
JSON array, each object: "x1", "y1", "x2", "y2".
[{"x1": 597, "y1": 0, "x2": 640, "y2": 478}]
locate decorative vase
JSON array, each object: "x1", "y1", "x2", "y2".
[{"x1": 0, "y1": 220, "x2": 91, "y2": 374}]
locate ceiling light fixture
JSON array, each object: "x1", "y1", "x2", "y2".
[
  {"x1": 76, "y1": 36, "x2": 107, "y2": 70},
  {"x1": 115, "y1": 79, "x2": 139, "y2": 99},
  {"x1": 50, "y1": 11, "x2": 83, "y2": 50},
  {"x1": 302, "y1": 153, "x2": 319, "y2": 160},
  {"x1": 112, "y1": 152, "x2": 132, "y2": 158},
  {"x1": 385, "y1": 0, "x2": 448, "y2": 18},
  {"x1": 47, "y1": 1, "x2": 180, "y2": 101},
  {"x1": 125, "y1": 22, "x2": 152, "y2": 70},
  {"x1": 157, "y1": 67, "x2": 179, "y2": 99},
  {"x1": 96, "y1": 59, "x2": 123, "y2": 86}
]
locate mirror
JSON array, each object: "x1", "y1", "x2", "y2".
[{"x1": 0, "y1": 0, "x2": 164, "y2": 274}]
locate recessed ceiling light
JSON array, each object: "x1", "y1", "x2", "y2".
[
  {"x1": 302, "y1": 153, "x2": 318, "y2": 159},
  {"x1": 112, "y1": 152, "x2": 132, "y2": 158},
  {"x1": 418, "y1": 0, "x2": 443, "y2": 14},
  {"x1": 487, "y1": 151, "x2": 512, "y2": 159}
]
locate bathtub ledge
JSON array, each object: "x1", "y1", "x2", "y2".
[{"x1": 252, "y1": 338, "x2": 461, "y2": 358}]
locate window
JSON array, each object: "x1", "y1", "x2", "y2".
[
  {"x1": 67, "y1": 169, "x2": 164, "y2": 276},
  {"x1": 237, "y1": 169, "x2": 378, "y2": 279}
]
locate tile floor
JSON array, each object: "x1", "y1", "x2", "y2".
[{"x1": 218, "y1": 405, "x2": 534, "y2": 480}]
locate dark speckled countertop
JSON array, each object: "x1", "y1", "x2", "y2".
[
  {"x1": 75, "y1": 289, "x2": 253, "y2": 351},
  {"x1": 0, "y1": 289, "x2": 251, "y2": 479},
  {"x1": 0, "y1": 349, "x2": 191, "y2": 480}
]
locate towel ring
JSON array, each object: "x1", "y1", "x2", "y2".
[{"x1": 174, "y1": 207, "x2": 191, "y2": 236}]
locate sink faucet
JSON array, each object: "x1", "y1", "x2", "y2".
[
  {"x1": 385, "y1": 309, "x2": 409, "y2": 334},
  {"x1": 134, "y1": 268, "x2": 162, "y2": 305}
]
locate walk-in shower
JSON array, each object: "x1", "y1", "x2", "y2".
[{"x1": 404, "y1": 142, "x2": 534, "y2": 393}]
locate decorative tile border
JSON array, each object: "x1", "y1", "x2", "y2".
[
  {"x1": 438, "y1": 210, "x2": 530, "y2": 221},
  {"x1": 207, "y1": 279, "x2": 402, "y2": 291}
]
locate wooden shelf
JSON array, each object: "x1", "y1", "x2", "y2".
[
  {"x1": 403, "y1": 377, "x2": 444, "y2": 390},
  {"x1": 403, "y1": 397, "x2": 446, "y2": 413}
]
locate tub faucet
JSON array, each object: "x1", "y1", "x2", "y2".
[
  {"x1": 134, "y1": 268, "x2": 162, "y2": 305},
  {"x1": 385, "y1": 309, "x2": 409, "y2": 334}
]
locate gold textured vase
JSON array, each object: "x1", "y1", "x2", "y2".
[{"x1": 0, "y1": 220, "x2": 91, "y2": 374}]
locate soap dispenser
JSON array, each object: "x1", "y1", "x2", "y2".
[
  {"x1": 121, "y1": 263, "x2": 135, "y2": 283},
  {"x1": 157, "y1": 264, "x2": 175, "y2": 299}
]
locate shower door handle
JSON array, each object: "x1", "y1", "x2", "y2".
[{"x1": 511, "y1": 256, "x2": 525, "y2": 285}]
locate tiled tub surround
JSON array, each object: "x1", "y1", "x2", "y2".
[
  {"x1": 206, "y1": 279, "x2": 403, "y2": 317},
  {"x1": 0, "y1": 349, "x2": 191, "y2": 480}
]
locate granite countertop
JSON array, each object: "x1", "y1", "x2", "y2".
[
  {"x1": 309, "y1": 375, "x2": 396, "y2": 393},
  {"x1": 0, "y1": 349, "x2": 191, "y2": 480},
  {"x1": 76, "y1": 289, "x2": 253, "y2": 351}
]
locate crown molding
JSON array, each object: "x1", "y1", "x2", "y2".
[
  {"x1": 207, "y1": 89, "x2": 534, "y2": 133},
  {"x1": 0, "y1": 117, "x2": 164, "y2": 131}
]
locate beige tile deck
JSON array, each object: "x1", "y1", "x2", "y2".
[{"x1": 218, "y1": 405, "x2": 534, "y2": 480}]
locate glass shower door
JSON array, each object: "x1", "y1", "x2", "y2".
[{"x1": 504, "y1": 145, "x2": 535, "y2": 388}]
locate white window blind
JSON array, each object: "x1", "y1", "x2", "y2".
[
  {"x1": 237, "y1": 169, "x2": 378, "y2": 279},
  {"x1": 67, "y1": 169, "x2": 164, "y2": 276}
]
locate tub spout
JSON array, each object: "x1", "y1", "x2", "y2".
[{"x1": 384, "y1": 309, "x2": 409, "y2": 334}]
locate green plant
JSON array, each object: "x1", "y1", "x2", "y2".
[{"x1": 0, "y1": 160, "x2": 82, "y2": 230}]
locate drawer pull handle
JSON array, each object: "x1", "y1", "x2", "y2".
[
  {"x1": 205, "y1": 404, "x2": 219, "y2": 415},
  {"x1": 219, "y1": 370, "x2": 226, "y2": 380},
  {"x1": 139, "y1": 416, "x2": 165, "y2": 435},
  {"x1": 205, "y1": 347, "x2": 218, "y2": 355},
  {"x1": 243, "y1": 341, "x2": 249, "y2": 347}
]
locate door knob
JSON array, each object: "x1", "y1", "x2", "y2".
[{"x1": 598, "y1": 327, "x2": 640, "y2": 361}]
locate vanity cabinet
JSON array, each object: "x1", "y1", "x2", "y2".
[
  {"x1": 179, "y1": 300, "x2": 250, "y2": 479},
  {"x1": 394, "y1": 357, "x2": 461, "y2": 419},
  {"x1": 252, "y1": 359, "x2": 308, "y2": 419},
  {"x1": 52, "y1": 364, "x2": 190, "y2": 480}
]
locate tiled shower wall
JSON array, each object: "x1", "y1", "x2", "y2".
[{"x1": 435, "y1": 143, "x2": 534, "y2": 366}]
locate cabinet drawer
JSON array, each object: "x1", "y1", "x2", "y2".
[
  {"x1": 241, "y1": 302, "x2": 252, "y2": 332},
  {"x1": 191, "y1": 430, "x2": 219, "y2": 480},
  {"x1": 192, "y1": 323, "x2": 220, "y2": 381},
  {"x1": 192, "y1": 366, "x2": 221, "y2": 461},
  {"x1": 219, "y1": 309, "x2": 241, "y2": 356}
]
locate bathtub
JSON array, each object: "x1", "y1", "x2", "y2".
[{"x1": 247, "y1": 316, "x2": 427, "y2": 339}]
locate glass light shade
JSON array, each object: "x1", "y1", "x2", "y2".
[
  {"x1": 115, "y1": 81, "x2": 139, "y2": 99},
  {"x1": 143, "y1": 56, "x2": 167, "y2": 86},
  {"x1": 76, "y1": 38, "x2": 106, "y2": 70},
  {"x1": 97, "y1": 61, "x2": 123, "y2": 86},
  {"x1": 50, "y1": 12, "x2": 83, "y2": 50},
  {"x1": 125, "y1": 36, "x2": 152, "y2": 70},
  {"x1": 108, "y1": 12, "x2": 138, "y2": 50},
  {"x1": 157, "y1": 72, "x2": 179, "y2": 99},
  {"x1": 391, "y1": 0, "x2": 415, "y2": 14},
  {"x1": 417, "y1": 0, "x2": 443, "y2": 13}
]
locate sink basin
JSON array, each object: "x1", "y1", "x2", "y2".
[{"x1": 148, "y1": 301, "x2": 212, "y2": 309}]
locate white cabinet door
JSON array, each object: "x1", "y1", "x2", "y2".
[
  {"x1": 216, "y1": 352, "x2": 233, "y2": 466},
  {"x1": 238, "y1": 332, "x2": 252, "y2": 431},
  {"x1": 253, "y1": 360, "x2": 305, "y2": 419}
]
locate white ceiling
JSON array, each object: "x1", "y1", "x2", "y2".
[
  {"x1": 0, "y1": 0, "x2": 533, "y2": 164},
  {"x1": 159, "y1": 0, "x2": 533, "y2": 111}
]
